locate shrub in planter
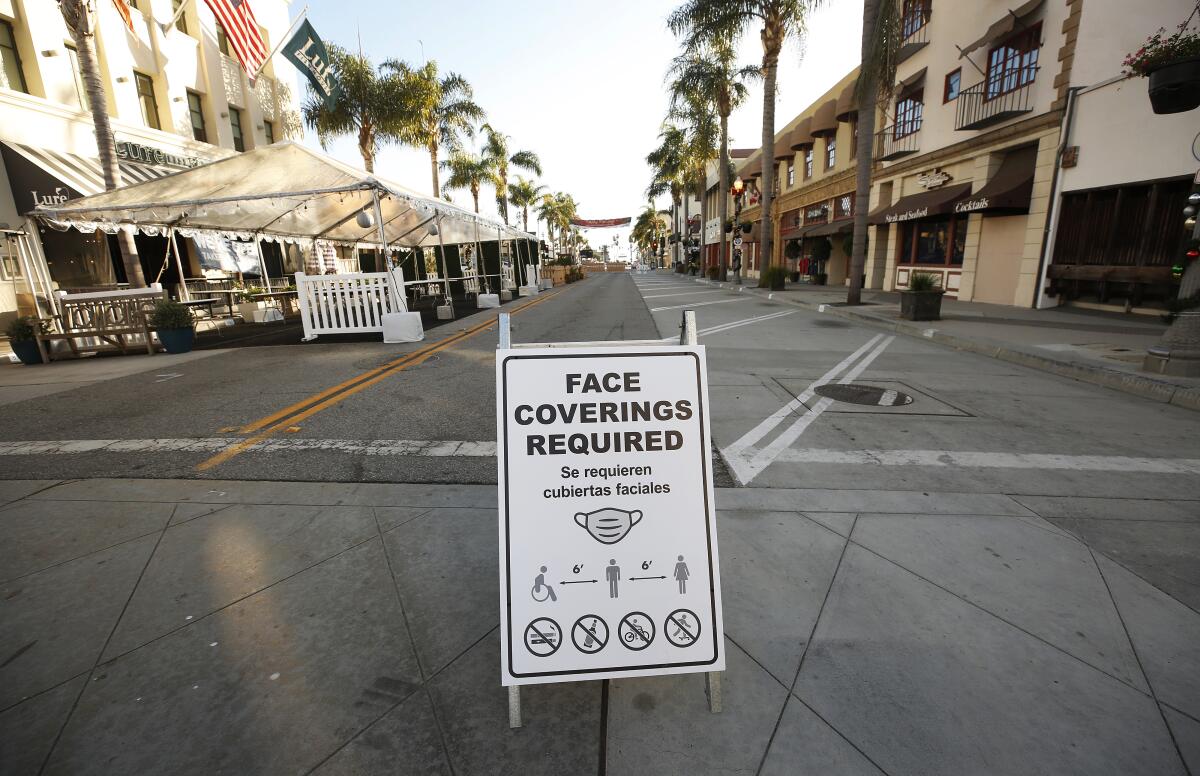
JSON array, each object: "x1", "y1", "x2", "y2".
[
  {"x1": 900, "y1": 272, "x2": 945, "y2": 321},
  {"x1": 1124, "y1": 25, "x2": 1200, "y2": 114},
  {"x1": 705, "y1": 266, "x2": 721, "y2": 280},
  {"x1": 674, "y1": 263, "x2": 687, "y2": 274},
  {"x1": 740, "y1": 222, "x2": 753, "y2": 234},
  {"x1": 724, "y1": 221, "x2": 734, "y2": 234},
  {"x1": 5, "y1": 316, "x2": 49, "y2": 365},
  {"x1": 783, "y1": 240, "x2": 802, "y2": 260},
  {"x1": 809, "y1": 237, "x2": 832, "y2": 285},
  {"x1": 758, "y1": 265, "x2": 787, "y2": 291},
  {"x1": 148, "y1": 299, "x2": 196, "y2": 354}
]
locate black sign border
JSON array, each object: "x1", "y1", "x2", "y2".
[{"x1": 501, "y1": 350, "x2": 720, "y2": 680}]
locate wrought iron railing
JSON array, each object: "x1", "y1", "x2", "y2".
[
  {"x1": 897, "y1": 14, "x2": 930, "y2": 62},
  {"x1": 955, "y1": 70, "x2": 1038, "y2": 130},
  {"x1": 875, "y1": 121, "x2": 922, "y2": 161}
]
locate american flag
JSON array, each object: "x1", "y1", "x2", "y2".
[{"x1": 203, "y1": 0, "x2": 268, "y2": 78}]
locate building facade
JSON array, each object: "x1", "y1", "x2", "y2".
[{"x1": 0, "y1": 0, "x2": 300, "y2": 326}]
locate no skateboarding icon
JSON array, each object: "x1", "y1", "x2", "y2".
[
  {"x1": 665, "y1": 609, "x2": 701, "y2": 648},
  {"x1": 572, "y1": 615, "x2": 609, "y2": 654},
  {"x1": 524, "y1": 618, "x2": 562, "y2": 657}
]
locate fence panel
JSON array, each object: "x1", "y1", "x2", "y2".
[{"x1": 294, "y1": 271, "x2": 408, "y2": 341}]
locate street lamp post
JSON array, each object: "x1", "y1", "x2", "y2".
[{"x1": 731, "y1": 177, "x2": 745, "y2": 285}]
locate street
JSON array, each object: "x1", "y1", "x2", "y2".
[{"x1": 2, "y1": 271, "x2": 1198, "y2": 775}]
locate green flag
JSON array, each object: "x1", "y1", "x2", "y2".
[{"x1": 281, "y1": 19, "x2": 342, "y2": 109}]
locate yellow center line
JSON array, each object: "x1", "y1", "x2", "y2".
[{"x1": 196, "y1": 289, "x2": 564, "y2": 472}]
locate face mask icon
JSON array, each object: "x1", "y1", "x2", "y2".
[{"x1": 574, "y1": 507, "x2": 643, "y2": 545}]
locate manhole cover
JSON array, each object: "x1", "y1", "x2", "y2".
[{"x1": 814, "y1": 383, "x2": 914, "y2": 407}]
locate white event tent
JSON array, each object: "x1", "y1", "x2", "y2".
[{"x1": 23, "y1": 142, "x2": 539, "y2": 313}]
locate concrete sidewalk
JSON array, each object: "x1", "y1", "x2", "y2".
[
  {"x1": 687, "y1": 275, "x2": 1200, "y2": 411},
  {"x1": 2, "y1": 478, "x2": 1196, "y2": 775}
]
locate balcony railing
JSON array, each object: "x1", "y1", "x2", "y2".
[
  {"x1": 875, "y1": 122, "x2": 922, "y2": 161},
  {"x1": 897, "y1": 17, "x2": 930, "y2": 63},
  {"x1": 955, "y1": 71, "x2": 1037, "y2": 131}
]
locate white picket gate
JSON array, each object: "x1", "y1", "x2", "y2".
[{"x1": 294, "y1": 270, "x2": 408, "y2": 341}]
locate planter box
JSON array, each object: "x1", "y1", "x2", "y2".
[
  {"x1": 1148, "y1": 57, "x2": 1200, "y2": 115},
  {"x1": 11, "y1": 339, "x2": 43, "y2": 365},
  {"x1": 235, "y1": 301, "x2": 267, "y2": 319},
  {"x1": 157, "y1": 327, "x2": 195, "y2": 354},
  {"x1": 900, "y1": 290, "x2": 945, "y2": 321}
]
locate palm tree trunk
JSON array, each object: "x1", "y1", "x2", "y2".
[
  {"x1": 681, "y1": 186, "x2": 690, "y2": 269},
  {"x1": 429, "y1": 143, "x2": 440, "y2": 198},
  {"x1": 358, "y1": 123, "x2": 374, "y2": 173},
  {"x1": 697, "y1": 168, "x2": 707, "y2": 273},
  {"x1": 523, "y1": 207, "x2": 529, "y2": 232},
  {"x1": 760, "y1": 54, "x2": 778, "y2": 270},
  {"x1": 61, "y1": 0, "x2": 146, "y2": 286},
  {"x1": 718, "y1": 112, "x2": 730, "y2": 280},
  {"x1": 472, "y1": 186, "x2": 480, "y2": 213},
  {"x1": 847, "y1": 0, "x2": 879, "y2": 306},
  {"x1": 499, "y1": 162, "x2": 510, "y2": 223}
]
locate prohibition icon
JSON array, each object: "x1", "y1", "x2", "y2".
[
  {"x1": 618, "y1": 612, "x2": 655, "y2": 651},
  {"x1": 665, "y1": 608, "x2": 701, "y2": 648},
  {"x1": 524, "y1": 617, "x2": 562, "y2": 657},
  {"x1": 572, "y1": 614, "x2": 609, "y2": 654}
]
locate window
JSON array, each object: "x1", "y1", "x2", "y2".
[
  {"x1": 263, "y1": 119, "x2": 275, "y2": 144},
  {"x1": 825, "y1": 137, "x2": 837, "y2": 170},
  {"x1": 216, "y1": 22, "x2": 230, "y2": 56},
  {"x1": 1, "y1": 252, "x2": 23, "y2": 281},
  {"x1": 804, "y1": 148, "x2": 814, "y2": 180},
  {"x1": 986, "y1": 23, "x2": 1040, "y2": 99},
  {"x1": 187, "y1": 90, "x2": 207, "y2": 142},
  {"x1": 134, "y1": 71, "x2": 161, "y2": 130},
  {"x1": 899, "y1": 216, "x2": 966, "y2": 266},
  {"x1": 172, "y1": 0, "x2": 188, "y2": 33},
  {"x1": 0, "y1": 19, "x2": 28, "y2": 93},
  {"x1": 894, "y1": 89, "x2": 923, "y2": 138},
  {"x1": 944, "y1": 68, "x2": 961, "y2": 102},
  {"x1": 787, "y1": 161, "x2": 794, "y2": 187},
  {"x1": 901, "y1": 0, "x2": 930, "y2": 39},
  {"x1": 229, "y1": 106, "x2": 245, "y2": 151},
  {"x1": 65, "y1": 44, "x2": 89, "y2": 111}
]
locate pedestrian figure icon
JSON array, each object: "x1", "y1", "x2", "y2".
[
  {"x1": 524, "y1": 617, "x2": 562, "y2": 657},
  {"x1": 571, "y1": 615, "x2": 609, "y2": 654},
  {"x1": 674, "y1": 555, "x2": 690, "y2": 594},
  {"x1": 665, "y1": 608, "x2": 701, "y2": 648},
  {"x1": 531, "y1": 566, "x2": 557, "y2": 602},
  {"x1": 606, "y1": 559, "x2": 620, "y2": 598},
  {"x1": 618, "y1": 612, "x2": 655, "y2": 651}
]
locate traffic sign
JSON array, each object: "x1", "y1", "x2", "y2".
[
  {"x1": 497, "y1": 345, "x2": 726, "y2": 685},
  {"x1": 733, "y1": 237, "x2": 743, "y2": 248}
]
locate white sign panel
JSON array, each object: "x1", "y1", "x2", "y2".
[{"x1": 497, "y1": 346, "x2": 725, "y2": 686}]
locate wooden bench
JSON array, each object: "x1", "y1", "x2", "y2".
[
  {"x1": 1046, "y1": 265, "x2": 1174, "y2": 306},
  {"x1": 35, "y1": 289, "x2": 164, "y2": 362}
]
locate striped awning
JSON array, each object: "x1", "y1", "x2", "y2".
[{"x1": 2, "y1": 141, "x2": 172, "y2": 198}]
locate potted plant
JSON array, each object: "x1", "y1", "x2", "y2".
[
  {"x1": 5, "y1": 316, "x2": 49, "y2": 365},
  {"x1": 724, "y1": 220, "x2": 734, "y2": 234},
  {"x1": 1123, "y1": 24, "x2": 1200, "y2": 114},
  {"x1": 900, "y1": 272, "x2": 945, "y2": 321},
  {"x1": 148, "y1": 299, "x2": 196, "y2": 354},
  {"x1": 784, "y1": 240, "x2": 802, "y2": 281},
  {"x1": 705, "y1": 265, "x2": 721, "y2": 280},
  {"x1": 809, "y1": 237, "x2": 832, "y2": 285},
  {"x1": 759, "y1": 265, "x2": 787, "y2": 291},
  {"x1": 740, "y1": 222, "x2": 753, "y2": 234}
]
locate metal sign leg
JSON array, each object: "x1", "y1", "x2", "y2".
[
  {"x1": 706, "y1": 671, "x2": 722, "y2": 713},
  {"x1": 508, "y1": 685, "x2": 522, "y2": 728}
]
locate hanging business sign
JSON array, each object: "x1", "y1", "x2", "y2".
[{"x1": 496, "y1": 346, "x2": 725, "y2": 685}]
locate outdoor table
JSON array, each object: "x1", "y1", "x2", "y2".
[
  {"x1": 251, "y1": 291, "x2": 299, "y2": 316},
  {"x1": 198, "y1": 289, "x2": 243, "y2": 316},
  {"x1": 180, "y1": 297, "x2": 219, "y2": 318}
]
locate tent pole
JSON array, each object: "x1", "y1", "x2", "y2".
[
  {"x1": 372, "y1": 189, "x2": 389, "y2": 272},
  {"x1": 254, "y1": 233, "x2": 272, "y2": 292},
  {"x1": 169, "y1": 229, "x2": 191, "y2": 301},
  {"x1": 433, "y1": 212, "x2": 452, "y2": 312},
  {"x1": 472, "y1": 220, "x2": 483, "y2": 295}
]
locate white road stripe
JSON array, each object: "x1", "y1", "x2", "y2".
[
  {"x1": 697, "y1": 310, "x2": 796, "y2": 337},
  {"x1": 2, "y1": 437, "x2": 1197, "y2": 473},
  {"x1": 650, "y1": 298, "x2": 750, "y2": 312},
  {"x1": 723, "y1": 334, "x2": 884, "y2": 465},
  {"x1": 642, "y1": 290, "x2": 726, "y2": 299}
]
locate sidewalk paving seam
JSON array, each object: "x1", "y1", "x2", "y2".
[
  {"x1": 697, "y1": 280, "x2": 1200, "y2": 413},
  {"x1": 0, "y1": 523, "x2": 166, "y2": 586},
  {"x1": 755, "y1": 514, "x2": 858, "y2": 776},
  {"x1": 1089, "y1": 547, "x2": 1193, "y2": 773},
  {"x1": 372, "y1": 506, "x2": 431, "y2": 681},
  {"x1": 35, "y1": 502, "x2": 176, "y2": 776}
]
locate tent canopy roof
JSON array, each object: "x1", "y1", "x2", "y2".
[{"x1": 30, "y1": 142, "x2": 533, "y2": 247}]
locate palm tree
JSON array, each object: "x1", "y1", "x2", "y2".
[
  {"x1": 301, "y1": 45, "x2": 408, "y2": 173},
  {"x1": 59, "y1": 0, "x2": 145, "y2": 285},
  {"x1": 667, "y1": 39, "x2": 757, "y2": 279},
  {"x1": 846, "y1": 0, "x2": 901, "y2": 304},
  {"x1": 666, "y1": 87, "x2": 720, "y2": 273},
  {"x1": 669, "y1": 0, "x2": 819, "y2": 272},
  {"x1": 440, "y1": 150, "x2": 493, "y2": 213},
  {"x1": 535, "y1": 192, "x2": 579, "y2": 257},
  {"x1": 482, "y1": 125, "x2": 542, "y2": 224},
  {"x1": 508, "y1": 177, "x2": 547, "y2": 233},
  {"x1": 646, "y1": 124, "x2": 689, "y2": 265},
  {"x1": 631, "y1": 204, "x2": 666, "y2": 261},
  {"x1": 387, "y1": 60, "x2": 485, "y2": 198}
]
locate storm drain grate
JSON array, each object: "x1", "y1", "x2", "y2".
[{"x1": 814, "y1": 383, "x2": 914, "y2": 407}]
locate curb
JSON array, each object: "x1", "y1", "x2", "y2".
[{"x1": 693, "y1": 279, "x2": 1200, "y2": 413}]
